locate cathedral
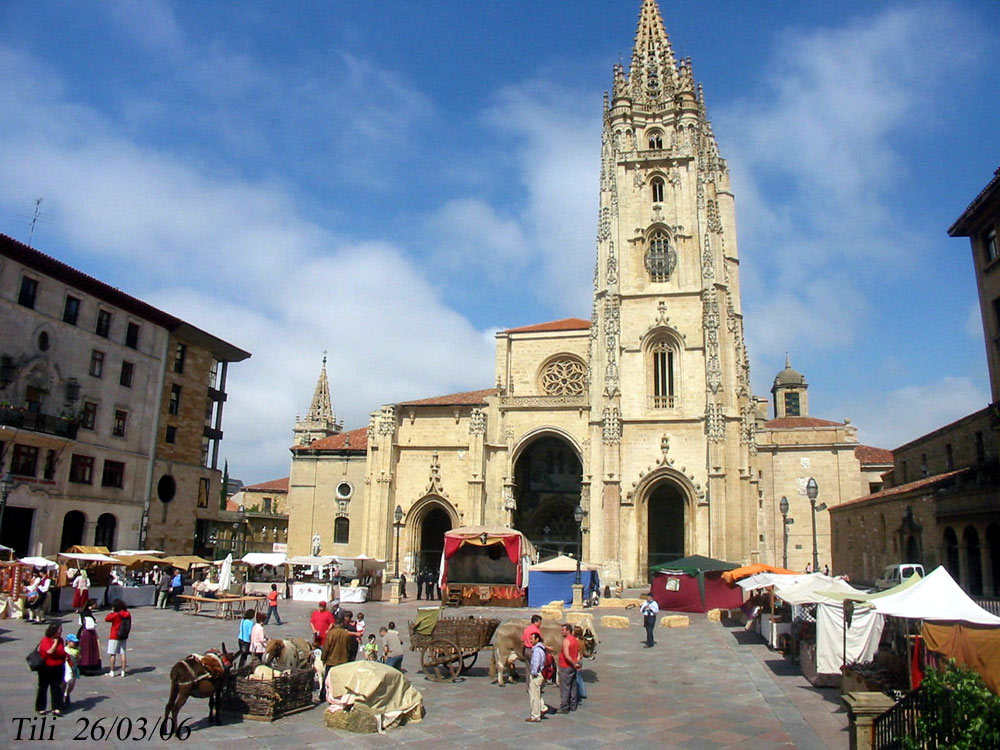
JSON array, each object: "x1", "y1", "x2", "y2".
[{"x1": 285, "y1": 0, "x2": 888, "y2": 585}]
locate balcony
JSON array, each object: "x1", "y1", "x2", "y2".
[
  {"x1": 0, "y1": 405, "x2": 79, "y2": 439},
  {"x1": 648, "y1": 395, "x2": 677, "y2": 409}
]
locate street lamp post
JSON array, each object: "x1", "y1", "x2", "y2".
[
  {"x1": 806, "y1": 478, "x2": 827, "y2": 573},
  {"x1": 0, "y1": 471, "x2": 13, "y2": 547},
  {"x1": 393, "y1": 505, "x2": 404, "y2": 578},
  {"x1": 779, "y1": 496, "x2": 790, "y2": 569},
  {"x1": 573, "y1": 505, "x2": 585, "y2": 585},
  {"x1": 238, "y1": 504, "x2": 247, "y2": 556}
]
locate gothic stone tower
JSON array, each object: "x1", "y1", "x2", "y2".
[{"x1": 588, "y1": 0, "x2": 757, "y2": 581}]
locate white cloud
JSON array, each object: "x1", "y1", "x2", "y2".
[
  {"x1": 0, "y1": 43, "x2": 491, "y2": 483},
  {"x1": 721, "y1": 4, "x2": 981, "y2": 369},
  {"x1": 851, "y1": 376, "x2": 990, "y2": 450},
  {"x1": 425, "y1": 198, "x2": 530, "y2": 278}
]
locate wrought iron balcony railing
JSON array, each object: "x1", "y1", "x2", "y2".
[{"x1": 0, "y1": 405, "x2": 79, "y2": 439}]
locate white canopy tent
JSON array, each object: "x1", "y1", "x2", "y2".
[
  {"x1": 286, "y1": 555, "x2": 339, "y2": 567},
  {"x1": 57, "y1": 552, "x2": 121, "y2": 563},
  {"x1": 871, "y1": 566, "x2": 1000, "y2": 625},
  {"x1": 736, "y1": 571, "x2": 807, "y2": 591},
  {"x1": 773, "y1": 574, "x2": 866, "y2": 605},
  {"x1": 815, "y1": 601, "x2": 885, "y2": 675},
  {"x1": 240, "y1": 552, "x2": 287, "y2": 567},
  {"x1": 111, "y1": 549, "x2": 164, "y2": 556},
  {"x1": 19, "y1": 556, "x2": 59, "y2": 569}
]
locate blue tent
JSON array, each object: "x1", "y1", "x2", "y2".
[{"x1": 527, "y1": 555, "x2": 600, "y2": 608}]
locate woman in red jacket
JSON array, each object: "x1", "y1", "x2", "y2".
[{"x1": 36, "y1": 623, "x2": 66, "y2": 715}]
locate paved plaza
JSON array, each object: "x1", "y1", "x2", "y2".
[{"x1": 0, "y1": 596, "x2": 848, "y2": 749}]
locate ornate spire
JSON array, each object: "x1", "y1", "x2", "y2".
[
  {"x1": 293, "y1": 353, "x2": 342, "y2": 444},
  {"x1": 627, "y1": 0, "x2": 678, "y2": 103},
  {"x1": 306, "y1": 353, "x2": 335, "y2": 425}
]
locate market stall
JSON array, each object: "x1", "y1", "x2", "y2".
[
  {"x1": 440, "y1": 526, "x2": 536, "y2": 607},
  {"x1": 527, "y1": 555, "x2": 599, "y2": 608},
  {"x1": 286, "y1": 555, "x2": 339, "y2": 602},
  {"x1": 240, "y1": 552, "x2": 288, "y2": 596},
  {"x1": 650, "y1": 554, "x2": 742, "y2": 613},
  {"x1": 58, "y1": 548, "x2": 122, "y2": 610},
  {"x1": 104, "y1": 553, "x2": 163, "y2": 606},
  {"x1": 337, "y1": 555, "x2": 386, "y2": 603},
  {"x1": 0, "y1": 559, "x2": 34, "y2": 619}
]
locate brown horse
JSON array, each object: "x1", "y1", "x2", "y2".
[{"x1": 164, "y1": 645, "x2": 234, "y2": 728}]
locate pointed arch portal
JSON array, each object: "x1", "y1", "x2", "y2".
[
  {"x1": 646, "y1": 480, "x2": 686, "y2": 576},
  {"x1": 513, "y1": 434, "x2": 583, "y2": 559},
  {"x1": 412, "y1": 499, "x2": 454, "y2": 574}
]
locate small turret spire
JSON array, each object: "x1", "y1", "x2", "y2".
[{"x1": 293, "y1": 353, "x2": 343, "y2": 445}]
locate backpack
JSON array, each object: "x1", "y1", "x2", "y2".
[
  {"x1": 117, "y1": 614, "x2": 131, "y2": 641},
  {"x1": 541, "y1": 652, "x2": 556, "y2": 682}
]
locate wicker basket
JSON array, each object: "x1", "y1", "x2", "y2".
[
  {"x1": 409, "y1": 616, "x2": 501, "y2": 651},
  {"x1": 221, "y1": 666, "x2": 315, "y2": 721}
]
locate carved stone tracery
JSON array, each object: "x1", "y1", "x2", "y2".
[{"x1": 540, "y1": 357, "x2": 588, "y2": 397}]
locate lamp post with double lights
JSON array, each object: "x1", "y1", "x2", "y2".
[
  {"x1": 0, "y1": 471, "x2": 14, "y2": 549},
  {"x1": 806, "y1": 478, "x2": 827, "y2": 573},
  {"x1": 573, "y1": 505, "x2": 586, "y2": 585}
]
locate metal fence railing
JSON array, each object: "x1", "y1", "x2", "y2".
[{"x1": 873, "y1": 688, "x2": 955, "y2": 750}]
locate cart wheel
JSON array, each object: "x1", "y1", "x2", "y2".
[
  {"x1": 421, "y1": 639, "x2": 461, "y2": 682},
  {"x1": 460, "y1": 650, "x2": 478, "y2": 674}
]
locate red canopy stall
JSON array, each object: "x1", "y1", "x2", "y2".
[{"x1": 440, "y1": 526, "x2": 537, "y2": 607}]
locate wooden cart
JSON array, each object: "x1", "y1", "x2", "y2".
[{"x1": 408, "y1": 613, "x2": 501, "y2": 682}]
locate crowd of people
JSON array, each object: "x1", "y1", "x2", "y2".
[
  {"x1": 27, "y1": 591, "x2": 133, "y2": 716},
  {"x1": 520, "y1": 614, "x2": 588, "y2": 722}
]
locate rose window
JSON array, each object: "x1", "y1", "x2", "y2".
[{"x1": 540, "y1": 358, "x2": 587, "y2": 396}]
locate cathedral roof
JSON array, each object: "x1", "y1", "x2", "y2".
[
  {"x1": 854, "y1": 445, "x2": 893, "y2": 467},
  {"x1": 243, "y1": 477, "x2": 289, "y2": 493},
  {"x1": 504, "y1": 318, "x2": 591, "y2": 334},
  {"x1": 292, "y1": 427, "x2": 368, "y2": 453},
  {"x1": 398, "y1": 388, "x2": 496, "y2": 406},
  {"x1": 762, "y1": 416, "x2": 844, "y2": 429}
]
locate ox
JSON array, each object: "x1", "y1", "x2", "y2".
[{"x1": 492, "y1": 619, "x2": 598, "y2": 687}]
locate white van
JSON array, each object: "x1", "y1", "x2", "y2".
[{"x1": 874, "y1": 563, "x2": 924, "y2": 590}]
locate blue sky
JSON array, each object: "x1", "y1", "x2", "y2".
[{"x1": 2, "y1": 1, "x2": 999, "y2": 484}]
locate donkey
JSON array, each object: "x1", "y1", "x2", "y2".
[
  {"x1": 164, "y1": 644, "x2": 234, "y2": 728},
  {"x1": 263, "y1": 637, "x2": 323, "y2": 690}
]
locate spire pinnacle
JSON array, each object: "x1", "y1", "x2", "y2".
[
  {"x1": 293, "y1": 354, "x2": 342, "y2": 444},
  {"x1": 627, "y1": 0, "x2": 678, "y2": 102}
]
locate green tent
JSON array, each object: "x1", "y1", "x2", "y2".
[
  {"x1": 650, "y1": 554, "x2": 739, "y2": 576},
  {"x1": 650, "y1": 555, "x2": 741, "y2": 611}
]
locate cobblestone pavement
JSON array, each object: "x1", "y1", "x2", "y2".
[{"x1": 0, "y1": 596, "x2": 848, "y2": 749}]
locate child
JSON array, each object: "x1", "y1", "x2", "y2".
[
  {"x1": 63, "y1": 633, "x2": 80, "y2": 706},
  {"x1": 250, "y1": 612, "x2": 268, "y2": 658},
  {"x1": 363, "y1": 634, "x2": 378, "y2": 661}
]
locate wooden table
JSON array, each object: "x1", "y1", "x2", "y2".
[{"x1": 176, "y1": 594, "x2": 266, "y2": 619}]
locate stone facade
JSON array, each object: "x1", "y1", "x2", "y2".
[
  {"x1": 285, "y1": 0, "x2": 886, "y2": 586},
  {"x1": 213, "y1": 477, "x2": 289, "y2": 557},
  {"x1": 0, "y1": 233, "x2": 249, "y2": 556},
  {"x1": 830, "y1": 167, "x2": 1000, "y2": 596}
]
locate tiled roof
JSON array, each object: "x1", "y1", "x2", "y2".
[
  {"x1": 292, "y1": 427, "x2": 368, "y2": 453},
  {"x1": 398, "y1": 388, "x2": 496, "y2": 407},
  {"x1": 225, "y1": 498, "x2": 240, "y2": 511},
  {"x1": 242, "y1": 477, "x2": 289, "y2": 493},
  {"x1": 504, "y1": 318, "x2": 591, "y2": 334},
  {"x1": 949, "y1": 166, "x2": 1000, "y2": 236},
  {"x1": 831, "y1": 467, "x2": 970, "y2": 510},
  {"x1": 762, "y1": 416, "x2": 844, "y2": 429},
  {"x1": 855, "y1": 445, "x2": 893, "y2": 466},
  {"x1": 1, "y1": 233, "x2": 250, "y2": 361}
]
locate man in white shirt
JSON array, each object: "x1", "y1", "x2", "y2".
[{"x1": 640, "y1": 592, "x2": 659, "y2": 647}]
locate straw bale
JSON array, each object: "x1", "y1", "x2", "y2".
[
  {"x1": 659, "y1": 615, "x2": 690, "y2": 628},
  {"x1": 539, "y1": 607, "x2": 563, "y2": 621},
  {"x1": 565, "y1": 612, "x2": 594, "y2": 630},
  {"x1": 600, "y1": 615, "x2": 630, "y2": 629}
]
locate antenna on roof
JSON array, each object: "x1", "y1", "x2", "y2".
[{"x1": 19, "y1": 198, "x2": 52, "y2": 246}]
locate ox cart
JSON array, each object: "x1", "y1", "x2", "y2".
[{"x1": 408, "y1": 608, "x2": 501, "y2": 682}]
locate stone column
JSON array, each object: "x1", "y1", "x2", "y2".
[
  {"x1": 842, "y1": 692, "x2": 896, "y2": 750},
  {"x1": 980, "y1": 527, "x2": 994, "y2": 597}
]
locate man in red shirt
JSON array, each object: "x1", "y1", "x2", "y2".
[
  {"x1": 521, "y1": 614, "x2": 543, "y2": 652},
  {"x1": 265, "y1": 583, "x2": 283, "y2": 626},
  {"x1": 557, "y1": 622, "x2": 581, "y2": 713},
  {"x1": 310, "y1": 601, "x2": 335, "y2": 647}
]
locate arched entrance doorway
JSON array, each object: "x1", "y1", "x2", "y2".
[
  {"x1": 60, "y1": 510, "x2": 85, "y2": 552},
  {"x1": 414, "y1": 501, "x2": 453, "y2": 575},
  {"x1": 512, "y1": 435, "x2": 582, "y2": 559},
  {"x1": 987, "y1": 523, "x2": 1000, "y2": 598},
  {"x1": 646, "y1": 479, "x2": 686, "y2": 577},
  {"x1": 943, "y1": 527, "x2": 960, "y2": 580},
  {"x1": 964, "y1": 526, "x2": 983, "y2": 596}
]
